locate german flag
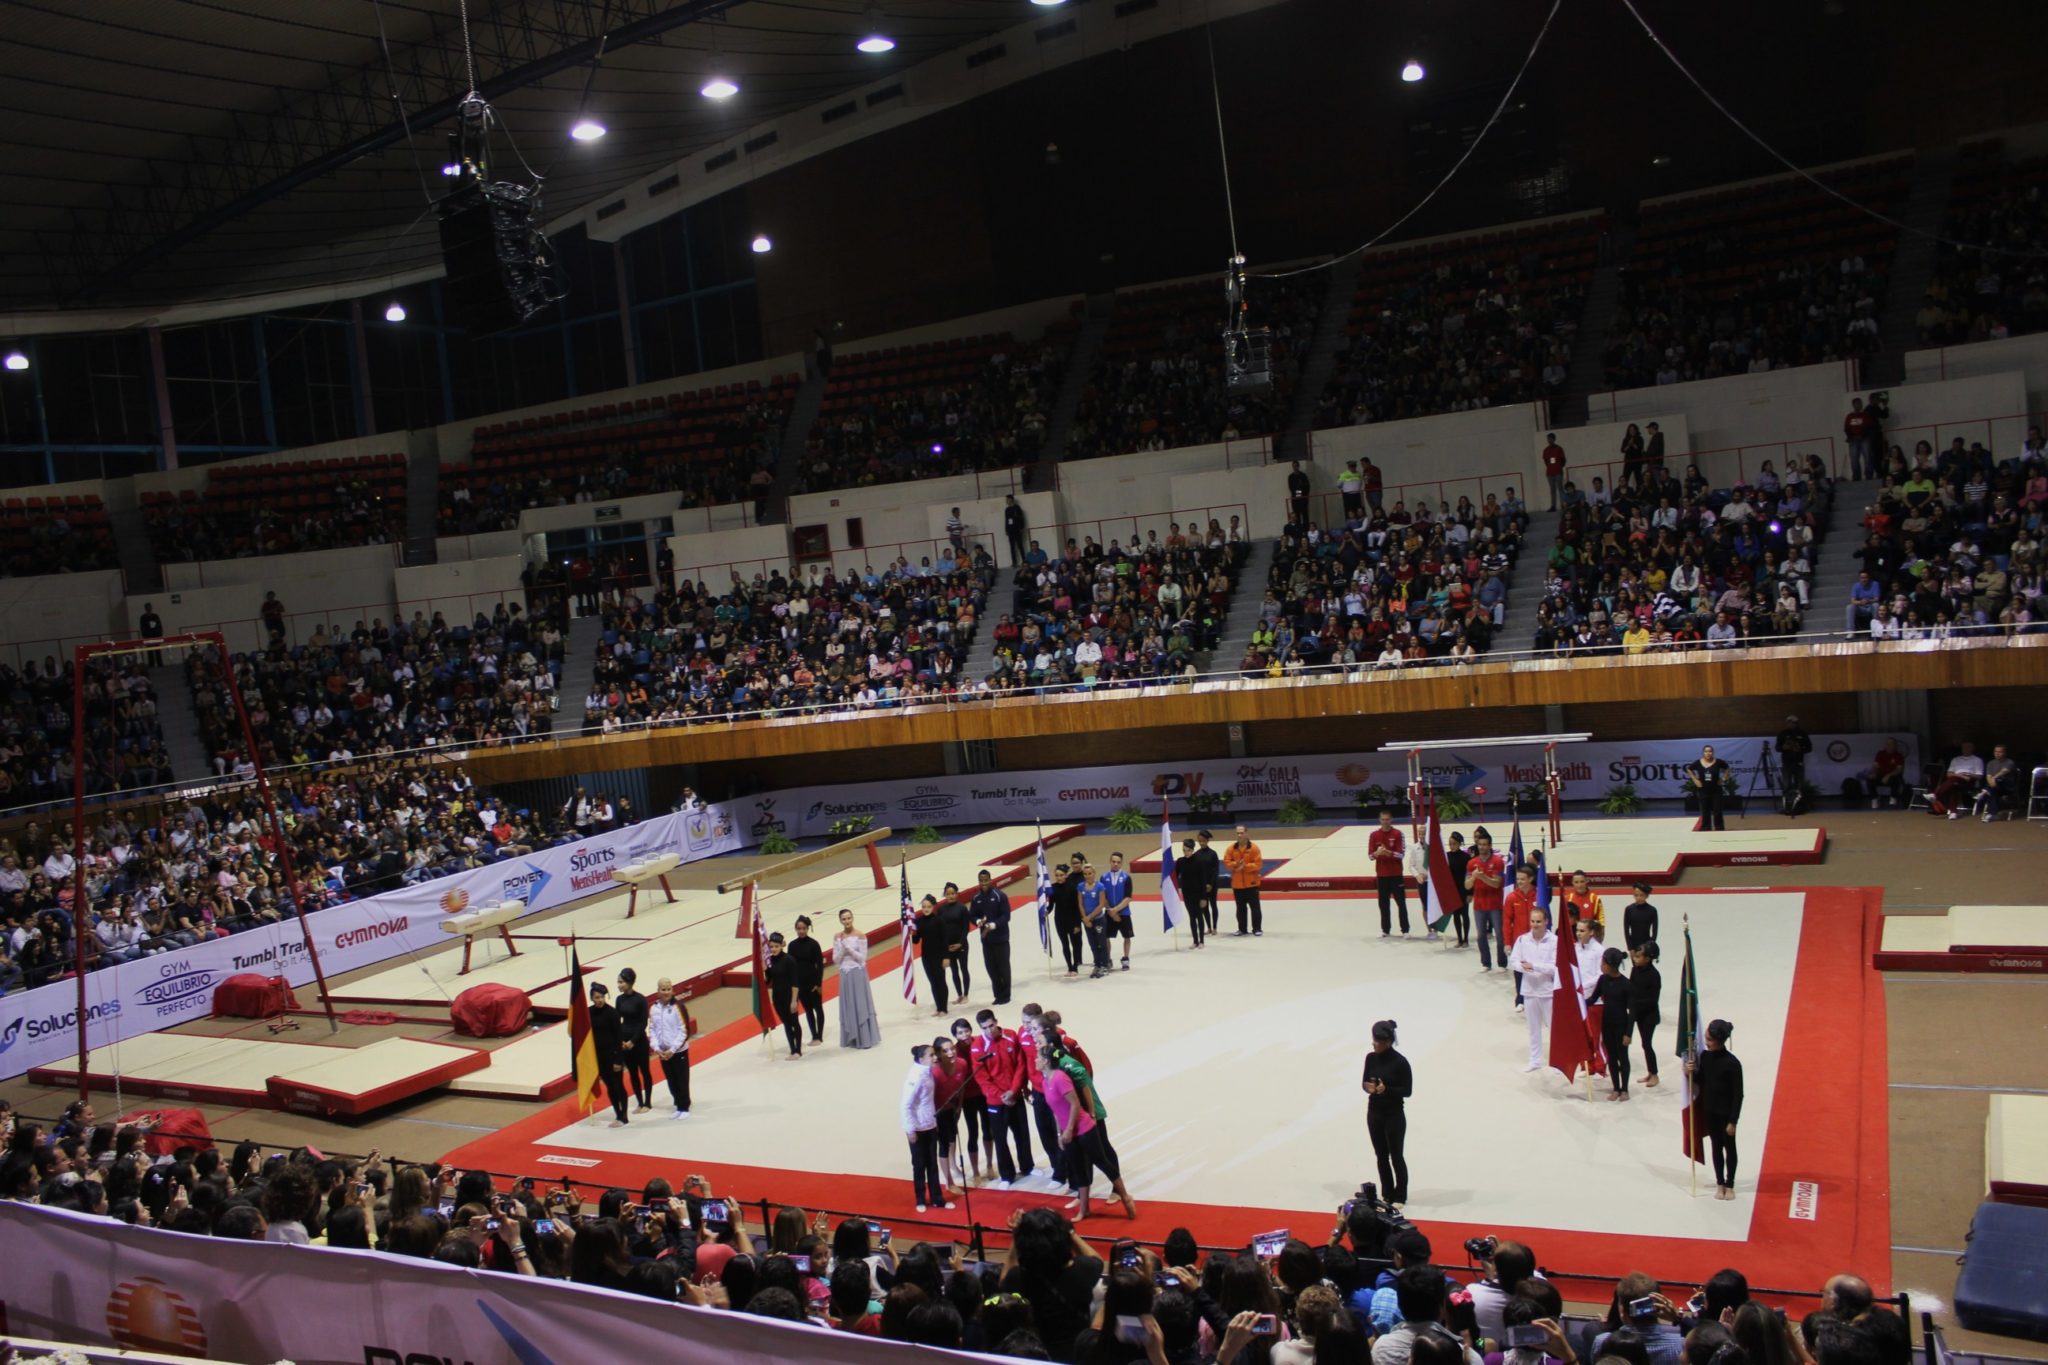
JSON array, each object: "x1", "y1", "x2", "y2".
[{"x1": 566, "y1": 943, "x2": 603, "y2": 1115}]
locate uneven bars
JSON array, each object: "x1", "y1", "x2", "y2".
[{"x1": 1376, "y1": 732, "x2": 1593, "y2": 752}]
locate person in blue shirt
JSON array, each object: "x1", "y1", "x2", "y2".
[
  {"x1": 1077, "y1": 864, "x2": 1113, "y2": 980},
  {"x1": 1101, "y1": 852, "x2": 1135, "y2": 972}
]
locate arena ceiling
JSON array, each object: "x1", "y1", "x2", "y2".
[{"x1": 0, "y1": 0, "x2": 1085, "y2": 314}]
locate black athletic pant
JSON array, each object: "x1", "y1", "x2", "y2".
[
  {"x1": 1452, "y1": 906, "x2": 1470, "y2": 946},
  {"x1": 909, "y1": 1129, "x2": 943, "y2": 1207},
  {"x1": 799, "y1": 986, "x2": 825, "y2": 1043},
  {"x1": 1057, "y1": 921, "x2": 1083, "y2": 973},
  {"x1": 663, "y1": 1052, "x2": 691, "y2": 1111},
  {"x1": 987, "y1": 1099, "x2": 1035, "y2": 1181},
  {"x1": 1697, "y1": 788, "x2": 1726, "y2": 831},
  {"x1": 1635, "y1": 1018, "x2": 1659, "y2": 1077},
  {"x1": 1606, "y1": 1033, "x2": 1630, "y2": 1093},
  {"x1": 623, "y1": 1048, "x2": 653, "y2": 1106},
  {"x1": 922, "y1": 954, "x2": 949, "y2": 1015},
  {"x1": 1702, "y1": 1110, "x2": 1737, "y2": 1187},
  {"x1": 1234, "y1": 886, "x2": 1263, "y2": 934},
  {"x1": 780, "y1": 1006, "x2": 803, "y2": 1057},
  {"x1": 1376, "y1": 875, "x2": 1410, "y2": 934},
  {"x1": 1031, "y1": 1090, "x2": 1066, "y2": 1183},
  {"x1": 947, "y1": 950, "x2": 970, "y2": 1001},
  {"x1": 601, "y1": 1068, "x2": 630, "y2": 1123},
  {"x1": 1367, "y1": 1107, "x2": 1408, "y2": 1204},
  {"x1": 1187, "y1": 897, "x2": 1206, "y2": 946},
  {"x1": 984, "y1": 939, "x2": 1012, "y2": 1004}
]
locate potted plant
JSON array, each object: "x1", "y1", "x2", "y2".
[
  {"x1": 908, "y1": 824, "x2": 943, "y2": 844},
  {"x1": 1433, "y1": 787, "x2": 1475, "y2": 821},
  {"x1": 1276, "y1": 796, "x2": 1319, "y2": 825},
  {"x1": 828, "y1": 813, "x2": 875, "y2": 838},
  {"x1": 759, "y1": 832, "x2": 800, "y2": 855},
  {"x1": 1106, "y1": 804, "x2": 1151, "y2": 834},
  {"x1": 1597, "y1": 783, "x2": 1644, "y2": 816},
  {"x1": 1187, "y1": 790, "x2": 1236, "y2": 823}
]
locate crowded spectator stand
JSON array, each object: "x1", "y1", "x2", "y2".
[
  {"x1": 141, "y1": 454, "x2": 406, "y2": 562},
  {"x1": 1917, "y1": 143, "x2": 2048, "y2": 347},
  {"x1": 0, "y1": 492, "x2": 117, "y2": 577}
]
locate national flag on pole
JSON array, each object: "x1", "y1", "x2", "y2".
[
  {"x1": 565, "y1": 943, "x2": 604, "y2": 1115},
  {"x1": 1533, "y1": 849, "x2": 1550, "y2": 922},
  {"x1": 1035, "y1": 824, "x2": 1054, "y2": 955},
  {"x1": 749, "y1": 894, "x2": 772, "y2": 1033},
  {"x1": 1425, "y1": 800, "x2": 1460, "y2": 933},
  {"x1": 899, "y1": 859, "x2": 919, "y2": 1004},
  {"x1": 1548, "y1": 926, "x2": 1599, "y2": 1080},
  {"x1": 1508, "y1": 809, "x2": 1525, "y2": 880},
  {"x1": 1160, "y1": 802, "x2": 1187, "y2": 932},
  {"x1": 1677, "y1": 923, "x2": 1707, "y2": 1162}
]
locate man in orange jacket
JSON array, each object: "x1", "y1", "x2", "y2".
[{"x1": 1222, "y1": 825, "x2": 1264, "y2": 937}]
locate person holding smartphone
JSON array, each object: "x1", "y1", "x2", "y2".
[{"x1": 1361, "y1": 1019, "x2": 1413, "y2": 1206}]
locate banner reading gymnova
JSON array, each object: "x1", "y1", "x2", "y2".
[{"x1": 0, "y1": 1202, "x2": 1008, "y2": 1364}]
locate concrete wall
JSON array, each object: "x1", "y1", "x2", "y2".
[
  {"x1": 0, "y1": 571, "x2": 125, "y2": 670},
  {"x1": 1309, "y1": 403, "x2": 1546, "y2": 518},
  {"x1": 392, "y1": 554, "x2": 527, "y2": 629},
  {"x1": 1905, "y1": 334, "x2": 2048, "y2": 420},
  {"x1": 669, "y1": 525, "x2": 791, "y2": 591}
]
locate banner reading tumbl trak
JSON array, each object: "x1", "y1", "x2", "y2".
[{"x1": 0, "y1": 1202, "x2": 1007, "y2": 1365}]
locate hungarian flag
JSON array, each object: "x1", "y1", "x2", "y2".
[
  {"x1": 749, "y1": 895, "x2": 773, "y2": 1033},
  {"x1": 1160, "y1": 802, "x2": 1187, "y2": 932},
  {"x1": 1677, "y1": 924, "x2": 1707, "y2": 1162},
  {"x1": 1035, "y1": 824, "x2": 1054, "y2": 954},
  {"x1": 899, "y1": 859, "x2": 919, "y2": 1004},
  {"x1": 565, "y1": 944, "x2": 603, "y2": 1115},
  {"x1": 1548, "y1": 926, "x2": 1600, "y2": 1081},
  {"x1": 1425, "y1": 800, "x2": 1460, "y2": 933}
]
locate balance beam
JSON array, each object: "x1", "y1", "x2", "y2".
[
  {"x1": 723, "y1": 827, "x2": 892, "y2": 937},
  {"x1": 611, "y1": 852, "x2": 682, "y2": 919}
]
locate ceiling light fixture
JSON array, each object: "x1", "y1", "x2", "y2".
[
  {"x1": 1030, "y1": 0, "x2": 1065, "y2": 7},
  {"x1": 1400, "y1": 59, "x2": 1426, "y2": 82},
  {"x1": 384, "y1": 303, "x2": 407, "y2": 323},
  {"x1": 441, "y1": 161, "x2": 463, "y2": 176},
  {"x1": 570, "y1": 118, "x2": 607, "y2": 141},
  {"x1": 2, "y1": 351, "x2": 27, "y2": 372},
  {"x1": 701, "y1": 74, "x2": 739, "y2": 100},
  {"x1": 751, "y1": 235, "x2": 773, "y2": 254},
  {"x1": 857, "y1": 7, "x2": 895, "y2": 52}
]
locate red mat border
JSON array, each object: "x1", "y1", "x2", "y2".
[{"x1": 436, "y1": 886, "x2": 1890, "y2": 1295}]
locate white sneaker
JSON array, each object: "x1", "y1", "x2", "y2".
[
  {"x1": 1948, "y1": 811, "x2": 1960, "y2": 820},
  {"x1": 916, "y1": 1203, "x2": 928, "y2": 1213},
  {"x1": 1523, "y1": 1061, "x2": 1542, "y2": 1072},
  {"x1": 671, "y1": 1109, "x2": 690, "y2": 1120},
  {"x1": 993, "y1": 1180, "x2": 1012, "y2": 1191}
]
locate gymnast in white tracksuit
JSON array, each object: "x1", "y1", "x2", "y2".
[{"x1": 1508, "y1": 907, "x2": 1559, "y2": 1071}]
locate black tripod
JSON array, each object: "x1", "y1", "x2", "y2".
[{"x1": 1740, "y1": 747, "x2": 1779, "y2": 823}]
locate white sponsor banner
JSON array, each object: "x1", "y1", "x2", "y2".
[
  {"x1": 0, "y1": 805, "x2": 744, "y2": 1081},
  {"x1": 744, "y1": 734, "x2": 1916, "y2": 839},
  {"x1": 0, "y1": 1202, "x2": 1002, "y2": 1365}
]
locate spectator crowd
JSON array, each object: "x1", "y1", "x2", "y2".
[
  {"x1": 1916, "y1": 154, "x2": 2048, "y2": 347},
  {"x1": 1534, "y1": 450, "x2": 1834, "y2": 656},
  {"x1": 581, "y1": 548, "x2": 996, "y2": 726},
  {"x1": 2, "y1": 1102, "x2": 1914, "y2": 1365},
  {"x1": 0, "y1": 656, "x2": 175, "y2": 808}
]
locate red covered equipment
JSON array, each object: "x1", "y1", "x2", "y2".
[{"x1": 452, "y1": 982, "x2": 532, "y2": 1038}]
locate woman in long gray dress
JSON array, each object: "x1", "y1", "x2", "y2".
[{"x1": 830, "y1": 907, "x2": 881, "y2": 1049}]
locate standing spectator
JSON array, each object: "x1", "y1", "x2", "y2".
[
  {"x1": 138, "y1": 603, "x2": 164, "y2": 639},
  {"x1": 1844, "y1": 398, "x2": 1877, "y2": 480},
  {"x1": 945, "y1": 508, "x2": 967, "y2": 558},
  {"x1": 1340, "y1": 462, "x2": 1366, "y2": 520},
  {"x1": 1542, "y1": 434, "x2": 1567, "y2": 511},
  {"x1": 749, "y1": 466, "x2": 774, "y2": 524},
  {"x1": 1286, "y1": 461, "x2": 1311, "y2": 525},
  {"x1": 1004, "y1": 495, "x2": 1029, "y2": 566},
  {"x1": 1361, "y1": 454, "x2": 1385, "y2": 512},
  {"x1": 1223, "y1": 826, "x2": 1264, "y2": 936},
  {"x1": 1775, "y1": 716, "x2": 1812, "y2": 815},
  {"x1": 1686, "y1": 745, "x2": 1732, "y2": 831}
]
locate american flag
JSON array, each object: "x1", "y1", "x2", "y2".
[
  {"x1": 899, "y1": 858, "x2": 919, "y2": 1003},
  {"x1": 1034, "y1": 823, "x2": 1053, "y2": 954}
]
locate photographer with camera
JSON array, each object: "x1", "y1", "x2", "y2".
[{"x1": 1466, "y1": 1238, "x2": 1541, "y2": 1343}]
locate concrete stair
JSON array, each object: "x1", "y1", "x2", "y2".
[
  {"x1": 1549, "y1": 224, "x2": 1633, "y2": 429},
  {"x1": 1276, "y1": 252, "x2": 1365, "y2": 463},
  {"x1": 1031, "y1": 294, "x2": 1116, "y2": 485},
  {"x1": 1803, "y1": 477, "x2": 1881, "y2": 637},
  {"x1": 108, "y1": 490, "x2": 162, "y2": 595},
  {"x1": 1506, "y1": 508, "x2": 1561, "y2": 652},
  {"x1": 559, "y1": 615, "x2": 604, "y2": 730},
  {"x1": 1866, "y1": 148, "x2": 1957, "y2": 387},
  {"x1": 764, "y1": 365, "x2": 827, "y2": 522},
  {"x1": 149, "y1": 663, "x2": 214, "y2": 782},
  {"x1": 1206, "y1": 537, "x2": 1278, "y2": 672},
  {"x1": 401, "y1": 431, "x2": 443, "y2": 567}
]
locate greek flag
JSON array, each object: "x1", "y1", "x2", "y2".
[{"x1": 1035, "y1": 824, "x2": 1053, "y2": 954}]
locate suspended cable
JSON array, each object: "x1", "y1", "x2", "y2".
[
  {"x1": 1615, "y1": 0, "x2": 2048, "y2": 261},
  {"x1": 456, "y1": 0, "x2": 479, "y2": 94},
  {"x1": 1250, "y1": 0, "x2": 1565, "y2": 280},
  {"x1": 369, "y1": 0, "x2": 439, "y2": 206},
  {"x1": 1204, "y1": 23, "x2": 1239, "y2": 263}
]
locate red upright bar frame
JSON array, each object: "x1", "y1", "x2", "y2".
[{"x1": 70, "y1": 631, "x2": 339, "y2": 1102}]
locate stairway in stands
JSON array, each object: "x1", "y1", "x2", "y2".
[
  {"x1": 1275, "y1": 253, "x2": 1365, "y2": 464},
  {"x1": 1867, "y1": 147, "x2": 1958, "y2": 387},
  {"x1": 149, "y1": 662, "x2": 214, "y2": 783},
  {"x1": 1548, "y1": 223, "x2": 1634, "y2": 429},
  {"x1": 1206, "y1": 538, "x2": 1278, "y2": 673},
  {"x1": 109, "y1": 490, "x2": 163, "y2": 595},
  {"x1": 559, "y1": 615, "x2": 604, "y2": 730},
  {"x1": 1505, "y1": 508, "x2": 1562, "y2": 653},
  {"x1": 1031, "y1": 294, "x2": 1116, "y2": 486},
  {"x1": 764, "y1": 365, "x2": 828, "y2": 523},
  {"x1": 1802, "y1": 478, "x2": 1881, "y2": 637},
  {"x1": 402, "y1": 434, "x2": 443, "y2": 566}
]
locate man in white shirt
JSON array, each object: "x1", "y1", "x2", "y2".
[
  {"x1": 647, "y1": 978, "x2": 694, "y2": 1117},
  {"x1": 42, "y1": 849, "x2": 76, "y2": 884},
  {"x1": 1932, "y1": 741, "x2": 1987, "y2": 818},
  {"x1": 1508, "y1": 908, "x2": 1559, "y2": 1071}
]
